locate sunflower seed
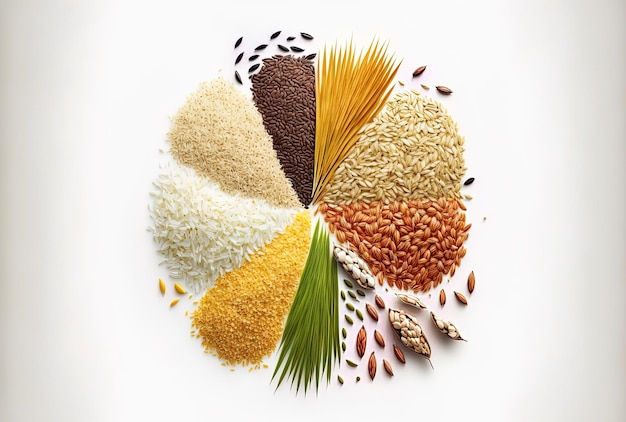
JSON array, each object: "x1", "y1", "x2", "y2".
[
  {"x1": 468, "y1": 271, "x2": 475, "y2": 293},
  {"x1": 412, "y1": 65, "x2": 426, "y2": 77},
  {"x1": 454, "y1": 291, "x2": 468, "y2": 305}
]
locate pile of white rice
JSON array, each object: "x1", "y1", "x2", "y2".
[{"x1": 148, "y1": 158, "x2": 299, "y2": 293}]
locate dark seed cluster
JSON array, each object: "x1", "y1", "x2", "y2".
[
  {"x1": 251, "y1": 55, "x2": 316, "y2": 207},
  {"x1": 232, "y1": 31, "x2": 315, "y2": 86}
]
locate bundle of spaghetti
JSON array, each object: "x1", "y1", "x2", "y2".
[{"x1": 311, "y1": 38, "x2": 401, "y2": 205}]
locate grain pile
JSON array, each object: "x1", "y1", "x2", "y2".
[
  {"x1": 322, "y1": 90, "x2": 466, "y2": 205},
  {"x1": 148, "y1": 159, "x2": 298, "y2": 293},
  {"x1": 251, "y1": 55, "x2": 316, "y2": 207},
  {"x1": 319, "y1": 198, "x2": 470, "y2": 292},
  {"x1": 166, "y1": 76, "x2": 300, "y2": 208},
  {"x1": 191, "y1": 210, "x2": 311, "y2": 367}
]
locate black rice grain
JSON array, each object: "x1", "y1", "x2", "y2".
[
  {"x1": 235, "y1": 52, "x2": 244, "y2": 65},
  {"x1": 305, "y1": 53, "x2": 317, "y2": 60},
  {"x1": 286, "y1": 36, "x2": 295, "y2": 41},
  {"x1": 300, "y1": 32, "x2": 313, "y2": 40},
  {"x1": 251, "y1": 55, "x2": 316, "y2": 207},
  {"x1": 290, "y1": 46, "x2": 304, "y2": 53},
  {"x1": 277, "y1": 44, "x2": 289, "y2": 52},
  {"x1": 464, "y1": 177, "x2": 475, "y2": 186},
  {"x1": 234, "y1": 70, "x2": 242, "y2": 84},
  {"x1": 248, "y1": 54, "x2": 259, "y2": 61},
  {"x1": 248, "y1": 63, "x2": 260, "y2": 73},
  {"x1": 255, "y1": 44, "x2": 268, "y2": 51},
  {"x1": 270, "y1": 31, "x2": 281, "y2": 39},
  {"x1": 234, "y1": 37, "x2": 243, "y2": 48}
]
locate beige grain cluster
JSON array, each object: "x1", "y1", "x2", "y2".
[
  {"x1": 321, "y1": 89, "x2": 466, "y2": 205},
  {"x1": 167, "y1": 76, "x2": 300, "y2": 208},
  {"x1": 319, "y1": 198, "x2": 470, "y2": 292}
]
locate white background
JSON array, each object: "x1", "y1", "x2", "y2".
[{"x1": 1, "y1": 0, "x2": 625, "y2": 421}]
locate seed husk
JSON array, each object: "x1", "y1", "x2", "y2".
[
  {"x1": 270, "y1": 30, "x2": 281, "y2": 39},
  {"x1": 374, "y1": 295, "x2": 385, "y2": 309},
  {"x1": 374, "y1": 330, "x2": 385, "y2": 348},
  {"x1": 368, "y1": 352, "x2": 377, "y2": 380},
  {"x1": 454, "y1": 291, "x2": 468, "y2": 305},
  {"x1": 337, "y1": 375, "x2": 344, "y2": 384},
  {"x1": 305, "y1": 53, "x2": 317, "y2": 60},
  {"x1": 300, "y1": 32, "x2": 314, "y2": 40},
  {"x1": 346, "y1": 302, "x2": 355, "y2": 312},
  {"x1": 234, "y1": 36, "x2": 243, "y2": 48},
  {"x1": 344, "y1": 279, "x2": 354, "y2": 288},
  {"x1": 412, "y1": 65, "x2": 427, "y2": 77},
  {"x1": 355, "y1": 309, "x2": 364, "y2": 321},
  {"x1": 248, "y1": 54, "x2": 259, "y2": 61},
  {"x1": 342, "y1": 327, "x2": 347, "y2": 339},
  {"x1": 345, "y1": 314, "x2": 353, "y2": 324},
  {"x1": 356, "y1": 325, "x2": 367, "y2": 357},
  {"x1": 468, "y1": 271, "x2": 475, "y2": 293},
  {"x1": 356, "y1": 289, "x2": 365, "y2": 297},
  {"x1": 464, "y1": 177, "x2": 475, "y2": 186},
  {"x1": 234, "y1": 70, "x2": 242, "y2": 85},
  {"x1": 366, "y1": 303, "x2": 379, "y2": 321},
  {"x1": 346, "y1": 359, "x2": 358, "y2": 367},
  {"x1": 290, "y1": 46, "x2": 304, "y2": 53},
  {"x1": 235, "y1": 52, "x2": 244, "y2": 64},
  {"x1": 248, "y1": 63, "x2": 260, "y2": 73},
  {"x1": 393, "y1": 344, "x2": 406, "y2": 364},
  {"x1": 277, "y1": 44, "x2": 289, "y2": 52},
  {"x1": 159, "y1": 278, "x2": 166, "y2": 295},
  {"x1": 254, "y1": 44, "x2": 268, "y2": 51},
  {"x1": 383, "y1": 359, "x2": 394, "y2": 376},
  {"x1": 439, "y1": 289, "x2": 446, "y2": 306},
  {"x1": 436, "y1": 85, "x2": 453, "y2": 94},
  {"x1": 174, "y1": 282, "x2": 187, "y2": 294}
]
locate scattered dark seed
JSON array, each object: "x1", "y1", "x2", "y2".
[
  {"x1": 346, "y1": 302, "x2": 355, "y2": 312},
  {"x1": 248, "y1": 63, "x2": 260, "y2": 73},
  {"x1": 348, "y1": 291, "x2": 357, "y2": 300},
  {"x1": 356, "y1": 289, "x2": 365, "y2": 297},
  {"x1": 346, "y1": 359, "x2": 358, "y2": 367},
  {"x1": 356, "y1": 376, "x2": 361, "y2": 382},
  {"x1": 277, "y1": 44, "x2": 289, "y2": 52},
  {"x1": 300, "y1": 32, "x2": 314, "y2": 40},
  {"x1": 436, "y1": 85, "x2": 453, "y2": 94},
  {"x1": 340, "y1": 290, "x2": 346, "y2": 301},
  {"x1": 235, "y1": 52, "x2": 244, "y2": 65},
  {"x1": 234, "y1": 70, "x2": 242, "y2": 85},
  {"x1": 290, "y1": 46, "x2": 304, "y2": 53},
  {"x1": 248, "y1": 54, "x2": 259, "y2": 61},
  {"x1": 355, "y1": 309, "x2": 364, "y2": 321},
  {"x1": 341, "y1": 341, "x2": 346, "y2": 352},
  {"x1": 337, "y1": 375, "x2": 344, "y2": 385},
  {"x1": 286, "y1": 36, "x2": 295, "y2": 41},
  {"x1": 343, "y1": 279, "x2": 353, "y2": 288},
  {"x1": 412, "y1": 65, "x2": 427, "y2": 77},
  {"x1": 342, "y1": 328, "x2": 347, "y2": 338},
  {"x1": 234, "y1": 37, "x2": 243, "y2": 49},
  {"x1": 305, "y1": 53, "x2": 317, "y2": 60},
  {"x1": 270, "y1": 30, "x2": 281, "y2": 40},
  {"x1": 255, "y1": 44, "x2": 268, "y2": 51},
  {"x1": 464, "y1": 177, "x2": 475, "y2": 186}
]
